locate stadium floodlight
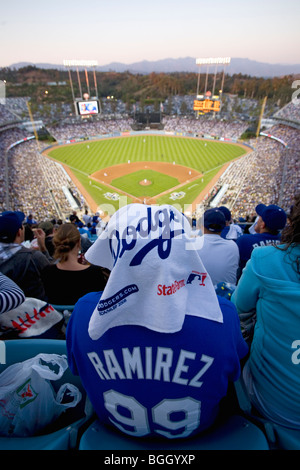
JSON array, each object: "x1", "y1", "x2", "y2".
[
  {"x1": 64, "y1": 59, "x2": 100, "y2": 113},
  {"x1": 63, "y1": 59, "x2": 98, "y2": 67},
  {"x1": 195, "y1": 57, "x2": 231, "y2": 114},
  {"x1": 196, "y1": 57, "x2": 231, "y2": 66}
]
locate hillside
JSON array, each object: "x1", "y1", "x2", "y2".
[{"x1": 1, "y1": 66, "x2": 297, "y2": 108}]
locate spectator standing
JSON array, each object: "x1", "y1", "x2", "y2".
[{"x1": 82, "y1": 209, "x2": 93, "y2": 226}]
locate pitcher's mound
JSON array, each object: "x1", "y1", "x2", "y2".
[{"x1": 139, "y1": 179, "x2": 152, "y2": 186}]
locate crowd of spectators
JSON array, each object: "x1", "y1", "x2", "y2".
[
  {"x1": 0, "y1": 98, "x2": 31, "y2": 125},
  {"x1": 162, "y1": 116, "x2": 248, "y2": 140},
  {"x1": 273, "y1": 99, "x2": 300, "y2": 123},
  {"x1": 208, "y1": 126, "x2": 299, "y2": 220},
  {"x1": 47, "y1": 117, "x2": 134, "y2": 142},
  {"x1": 0, "y1": 126, "x2": 85, "y2": 220}
]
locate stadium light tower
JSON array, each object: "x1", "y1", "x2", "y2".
[
  {"x1": 63, "y1": 59, "x2": 101, "y2": 116},
  {"x1": 194, "y1": 57, "x2": 231, "y2": 116}
]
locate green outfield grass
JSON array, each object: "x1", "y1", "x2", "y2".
[{"x1": 47, "y1": 135, "x2": 247, "y2": 211}]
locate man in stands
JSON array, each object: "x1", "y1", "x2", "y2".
[
  {"x1": 198, "y1": 208, "x2": 240, "y2": 286},
  {"x1": 66, "y1": 204, "x2": 248, "y2": 440},
  {"x1": 0, "y1": 211, "x2": 52, "y2": 300},
  {"x1": 235, "y1": 203, "x2": 287, "y2": 279},
  {"x1": 82, "y1": 209, "x2": 93, "y2": 227},
  {"x1": 218, "y1": 206, "x2": 243, "y2": 241}
]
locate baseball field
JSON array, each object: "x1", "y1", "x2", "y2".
[{"x1": 45, "y1": 134, "x2": 248, "y2": 214}]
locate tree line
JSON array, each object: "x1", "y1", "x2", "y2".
[{"x1": 0, "y1": 65, "x2": 297, "y2": 107}]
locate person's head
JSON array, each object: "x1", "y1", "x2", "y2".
[
  {"x1": 53, "y1": 223, "x2": 81, "y2": 262},
  {"x1": 218, "y1": 206, "x2": 231, "y2": 225},
  {"x1": 38, "y1": 220, "x2": 54, "y2": 237},
  {"x1": 0, "y1": 211, "x2": 25, "y2": 244},
  {"x1": 203, "y1": 208, "x2": 226, "y2": 235},
  {"x1": 280, "y1": 194, "x2": 300, "y2": 246},
  {"x1": 254, "y1": 203, "x2": 287, "y2": 235}
]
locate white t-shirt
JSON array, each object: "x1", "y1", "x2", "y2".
[{"x1": 198, "y1": 234, "x2": 240, "y2": 286}]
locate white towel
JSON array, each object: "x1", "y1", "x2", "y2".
[{"x1": 85, "y1": 204, "x2": 223, "y2": 340}]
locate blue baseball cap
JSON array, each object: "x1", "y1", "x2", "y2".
[
  {"x1": 218, "y1": 206, "x2": 231, "y2": 222},
  {"x1": 204, "y1": 208, "x2": 226, "y2": 232},
  {"x1": 0, "y1": 211, "x2": 25, "y2": 243},
  {"x1": 255, "y1": 203, "x2": 287, "y2": 231}
]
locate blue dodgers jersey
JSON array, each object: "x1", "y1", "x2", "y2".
[
  {"x1": 236, "y1": 232, "x2": 281, "y2": 269},
  {"x1": 66, "y1": 292, "x2": 248, "y2": 439}
]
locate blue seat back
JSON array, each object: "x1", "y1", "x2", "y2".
[{"x1": 79, "y1": 414, "x2": 269, "y2": 450}]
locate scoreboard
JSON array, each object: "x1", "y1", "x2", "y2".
[
  {"x1": 77, "y1": 99, "x2": 100, "y2": 116},
  {"x1": 193, "y1": 93, "x2": 220, "y2": 114},
  {"x1": 193, "y1": 98, "x2": 220, "y2": 114}
]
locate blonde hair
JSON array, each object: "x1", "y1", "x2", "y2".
[{"x1": 53, "y1": 223, "x2": 81, "y2": 262}]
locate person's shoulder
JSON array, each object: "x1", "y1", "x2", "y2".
[
  {"x1": 222, "y1": 237, "x2": 239, "y2": 247},
  {"x1": 75, "y1": 290, "x2": 103, "y2": 308},
  {"x1": 217, "y1": 295, "x2": 238, "y2": 315},
  {"x1": 31, "y1": 248, "x2": 50, "y2": 262},
  {"x1": 70, "y1": 291, "x2": 103, "y2": 326},
  {"x1": 235, "y1": 233, "x2": 258, "y2": 247},
  {"x1": 235, "y1": 233, "x2": 253, "y2": 242},
  {"x1": 87, "y1": 264, "x2": 105, "y2": 271},
  {"x1": 251, "y1": 243, "x2": 282, "y2": 261},
  {"x1": 41, "y1": 262, "x2": 57, "y2": 272}
]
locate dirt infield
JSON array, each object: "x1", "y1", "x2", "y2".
[
  {"x1": 91, "y1": 161, "x2": 201, "y2": 185},
  {"x1": 58, "y1": 159, "x2": 231, "y2": 214}
]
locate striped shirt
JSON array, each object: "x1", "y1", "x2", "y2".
[{"x1": 0, "y1": 273, "x2": 25, "y2": 314}]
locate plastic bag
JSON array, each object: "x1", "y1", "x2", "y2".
[{"x1": 0, "y1": 353, "x2": 82, "y2": 437}]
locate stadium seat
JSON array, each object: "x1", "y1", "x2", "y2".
[
  {"x1": 234, "y1": 376, "x2": 300, "y2": 450},
  {"x1": 78, "y1": 414, "x2": 269, "y2": 450},
  {"x1": 51, "y1": 305, "x2": 75, "y2": 313},
  {"x1": 0, "y1": 339, "x2": 93, "y2": 450}
]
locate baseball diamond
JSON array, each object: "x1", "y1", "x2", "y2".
[{"x1": 44, "y1": 134, "x2": 249, "y2": 213}]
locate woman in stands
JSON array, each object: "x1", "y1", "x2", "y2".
[
  {"x1": 41, "y1": 223, "x2": 108, "y2": 305},
  {"x1": 232, "y1": 194, "x2": 300, "y2": 433}
]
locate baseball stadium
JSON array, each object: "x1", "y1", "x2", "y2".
[{"x1": 1, "y1": 57, "x2": 299, "y2": 223}]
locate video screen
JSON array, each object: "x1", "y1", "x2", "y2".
[{"x1": 77, "y1": 100, "x2": 99, "y2": 115}]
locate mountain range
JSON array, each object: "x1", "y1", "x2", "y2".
[{"x1": 7, "y1": 57, "x2": 300, "y2": 78}]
